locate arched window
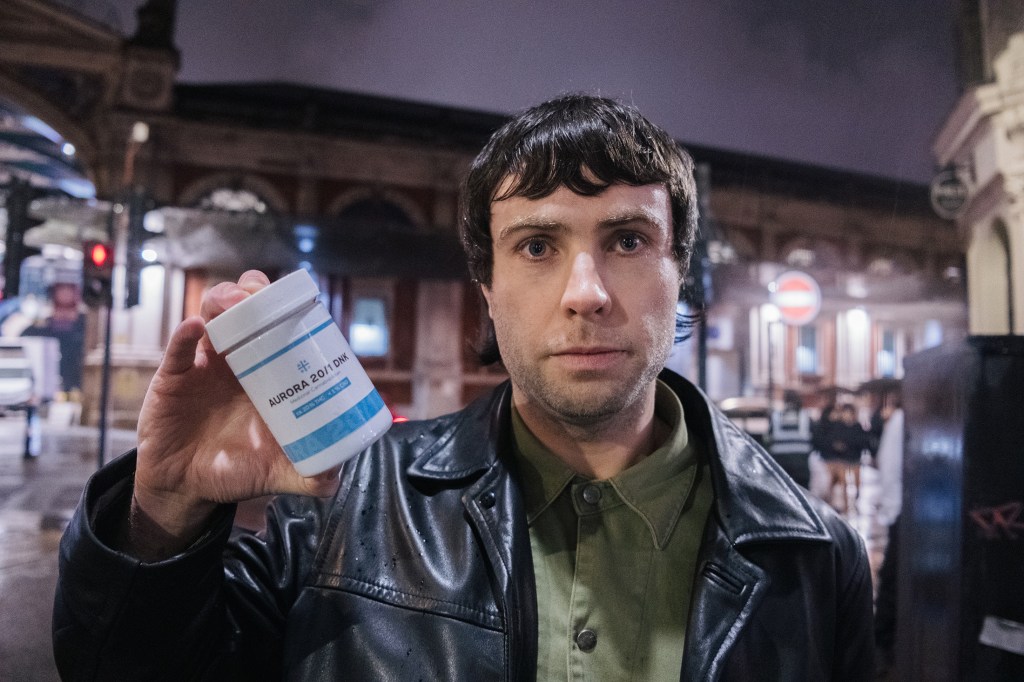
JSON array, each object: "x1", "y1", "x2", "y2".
[{"x1": 335, "y1": 197, "x2": 418, "y2": 233}]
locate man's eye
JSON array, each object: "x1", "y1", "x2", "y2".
[
  {"x1": 525, "y1": 239, "x2": 547, "y2": 257},
  {"x1": 618, "y1": 234, "x2": 641, "y2": 252}
]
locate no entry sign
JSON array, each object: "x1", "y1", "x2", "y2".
[{"x1": 773, "y1": 271, "x2": 821, "y2": 326}]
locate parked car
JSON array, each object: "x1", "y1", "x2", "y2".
[
  {"x1": 0, "y1": 340, "x2": 34, "y2": 413},
  {"x1": 718, "y1": 396, "x2": 771, "y2": 448},
  {"x1": 718, "y1": 395, "x2": 812, "y2": 487}
]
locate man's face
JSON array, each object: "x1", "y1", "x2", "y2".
[{"x1": 481, "y1": 180, "x2": 682, "y2": 427}]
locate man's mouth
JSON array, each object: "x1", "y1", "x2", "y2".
[{"x1": 549, "y1": 347, "x2": 626, "y2": 371}]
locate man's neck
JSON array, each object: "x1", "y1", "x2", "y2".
[{"x1": 512, "y1": 384, "x2": 663, "y2": 480}]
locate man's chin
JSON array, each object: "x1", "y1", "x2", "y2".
[{"x1": 537, "y1": 386, "x2": 638, "y2": 426}]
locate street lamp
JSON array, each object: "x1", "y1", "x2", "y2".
[
  {"x1": 97, "y1": 121, "x2": 150, "y2": 467},
  {"x1": 762, "y1": 303, "x2": 781, "y2": 408}
]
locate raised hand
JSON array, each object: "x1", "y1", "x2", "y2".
[{"x1": 124, "y1": 270, "x2": 340, "y2": 559}]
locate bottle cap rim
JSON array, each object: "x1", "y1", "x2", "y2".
[{"x1": 205, "y1": 269, "x2": 318, "y2": 353}]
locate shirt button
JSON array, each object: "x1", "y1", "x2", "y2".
[
  {"x1": 575, "y1": 628, "x2": 598, "y2": 652},
  {"x1": 581, "y1": 484, "x2": 602, "y2": 505}
]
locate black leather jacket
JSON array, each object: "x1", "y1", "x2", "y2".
[{"x1": 54, "y1": 370, "x2": 873, "y2": 680}]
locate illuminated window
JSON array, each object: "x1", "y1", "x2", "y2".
[
  {"x1": 796, "y1": 325, "x2": 818, "y2": 374},
  {"x1": 868, "y1": 257, "x2": 895, "y2": 276},
  {"x1": 923, "y1": 320, "x2": 943, "y2": 348},
  {"x1": 877, "y1": 329, "x2": 897, "y2": 377},
  {"x1": 349, "y1": 297, "x2": 389, "y2": 357}
]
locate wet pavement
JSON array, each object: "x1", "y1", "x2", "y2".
[{"x1": 0, "y1": 416, "x2": 135, "y2": 682}]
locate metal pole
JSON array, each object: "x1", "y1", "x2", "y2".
[
  {"x1": 96, "y1": 198, "x2": 119, "y2": 468},
  {"x1": 96, "y1": 123, "x2": 148, "y2": 467},
  {"x1": 97, "y1": 302, "x2": 112, "y2": 468}
]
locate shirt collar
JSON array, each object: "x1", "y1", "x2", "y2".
[{"x1": 511, "y1": 379, "x2": 701, "y2": 549}]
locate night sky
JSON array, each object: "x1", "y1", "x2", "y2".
[{"x1": 86, "y1": 0, "x2": 960, "y2": 184}]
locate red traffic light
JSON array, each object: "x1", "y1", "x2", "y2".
[
  {"x1": 82, "y1": 239, "x2": 114, "y2": 308},
  {"x1": 89, "y1": 242, "x2": 112, "y2": 268}
]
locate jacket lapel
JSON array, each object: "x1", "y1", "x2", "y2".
[
  {"x1": 664, "y1": 369, "x2": 830, "y2": 543},
  {"x1": 408, "y1": 383, "x2": 538, "y2": 682},
  {"x1": 682, "y1": 530, "x2": 769, "y2": 681},
  {"x1": 663, "y1": 370, "x2": 831, "y2": 681}
]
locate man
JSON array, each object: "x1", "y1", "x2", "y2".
[
  {"x1": 54, "y1": 94, "x2": 872, "y2": 680},
  {"x1": 823, "y1": 403, "x2": 871, "y2": 515}
]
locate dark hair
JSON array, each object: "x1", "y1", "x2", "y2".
[{"x1": 458, "y1": 94, "x2": 700, "y2": 364}]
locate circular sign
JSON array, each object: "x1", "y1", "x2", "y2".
[
  {"x1": 773, "y1": 271, "x2": 821, "y2": 326},
  {"x1": 930, "y1": 168, "x2": 968, "y2": 220}
]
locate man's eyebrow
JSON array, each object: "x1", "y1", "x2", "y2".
[
  {"x1": 494, "y1": 218, "x2": 565, "y2": 242},
  {"x1": 494, "y1": 209, "x2": 667, "y2": 242},
  {"x1": 598, "y1": 209, "x2": 665, "y2": 229}
]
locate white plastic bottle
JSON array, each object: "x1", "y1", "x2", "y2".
[{"x1": 205, "y1": 269, "x2": 392, "y2": 476}]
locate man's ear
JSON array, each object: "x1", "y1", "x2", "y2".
[{"x1": 479, "y1": 283, "x2": 494, "y2": 319}]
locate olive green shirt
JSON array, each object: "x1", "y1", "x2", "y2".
[{"x1": 511, "y1": 380, "x2": 714, "y2": 680}]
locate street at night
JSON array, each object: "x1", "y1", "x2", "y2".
[
  {"x1": 0, "y1": 418, "x2": 133, "y2": 681},
  {"x1": 3, "y1": 0, "x2": 1024, "y2": 679}
]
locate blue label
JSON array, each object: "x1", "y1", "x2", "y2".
[
  {"x1": 283, "y1": 390, "x2": 386, "y2": 463},
  {"x1": 292, "y1": 377, "x2": 351, "y2": 418}
]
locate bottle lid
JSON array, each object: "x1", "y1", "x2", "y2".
[{"x1": 205, "y1": 269, "x2": 319, "y2": 353}]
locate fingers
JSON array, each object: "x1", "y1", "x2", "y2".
[
  {"x1": 199, "y1": 270, "x2": 271, "y2": 323},
  {"x1": 238, "y1": 270, "x2": 270, "y2": 294},
  {"x1": 199, "y1": 282, "x2": 250, "y2": 323},
  {"x1": 160, "y1": 316, "x2": 206, "y2": 376}
]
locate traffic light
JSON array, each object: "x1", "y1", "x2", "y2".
[
  {"x1": 82, "y1": 240, "x2": 114, "y2": 308},
  {"x1": 2, "y1": 178, "x2": 44, "y2": 299},
  {"x1": 124, "y1": 187, "x2": 157, "y2": 309}
]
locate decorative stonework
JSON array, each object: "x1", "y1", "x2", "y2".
[{"x1": 177, "y1": 172, "x2": 290, "y2": 215}]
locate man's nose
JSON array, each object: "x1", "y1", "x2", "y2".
[{"x1": 560, "y1": 252, "x2": 610, "y2": 315}]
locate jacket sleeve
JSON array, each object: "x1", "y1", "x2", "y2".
[{"x1": 52, "y1": 450, "x2": 331, "y2": 681}]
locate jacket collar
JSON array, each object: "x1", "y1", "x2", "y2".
[
  {"x1": 408, "y1": 370, "x2": 830, "y2": 546},
  {"x1": 406, "y1": 382, "x2": 512, "y2": 480},
  {"x1": 659, "y1": 369, "x2": 831, "y2": 545}
]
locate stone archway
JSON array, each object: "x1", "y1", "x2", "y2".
[{"x1": 327, "y1": 187, "x2": 428, "y2": 232}]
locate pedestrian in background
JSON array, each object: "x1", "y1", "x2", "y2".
[
  {"x1": 815, "y1": 402, "x2": 870, "y2": 514},
  {"x1": 874, "y1": 400, "x2": 903, "y2": 528},
  {"x1": 872, "y1": 396, "x2": 904, "y2": 676}
]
